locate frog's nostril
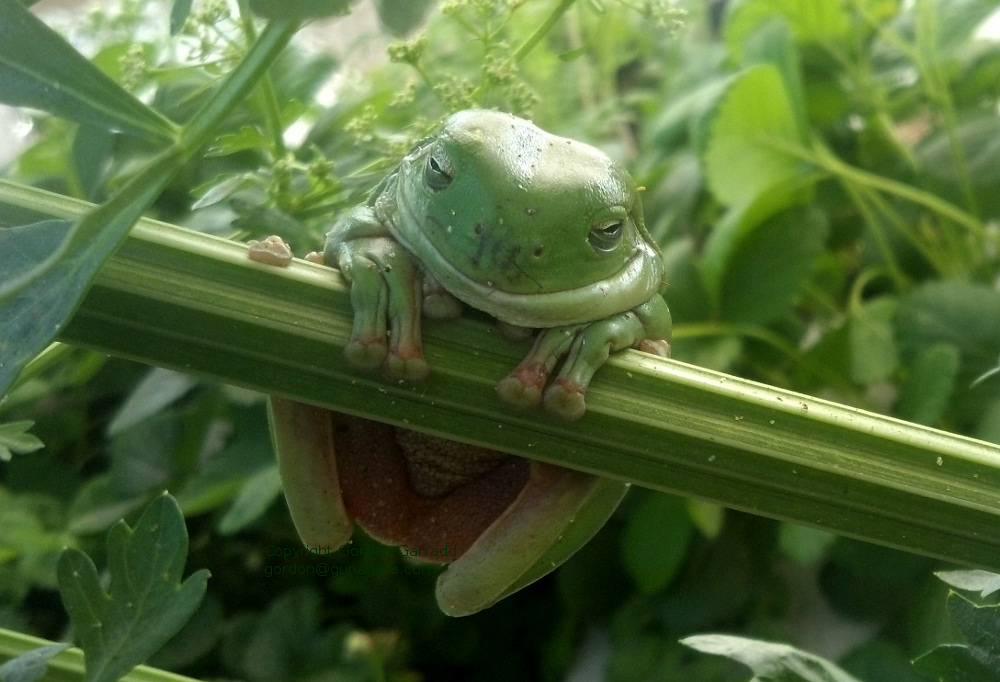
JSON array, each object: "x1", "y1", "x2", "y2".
[{"x1": 532, "y1": 245, "x2": 544, "y2": 258}]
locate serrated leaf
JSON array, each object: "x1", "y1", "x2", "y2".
[
  {"x1": 57, "y1": 493, "x2": 210, "y2": 682},
  {"x1": 912, "y1": 644, "x2": 999, "y2": 682},
  {"x1": 621, "y1": 492, "x2": 692, "y2": 594},
  {"x1": 702, "y1": 64, "x2": 807, "y2": 207},
  {"x1": 0, "y1": 420, "x2": 44, "y2": 461},
  {"x1": 0, "y1": 643, "x2": 71, "y2": 682},
  {"x1": 948, "y1": 592, "x2": 1000, "y2": 664},
  {"x1": 937, "y1": 570, "x2": 1000, "y2": 598},
  {"x1": 681, "y1": 634, "x2": 864, "y2": 682},
  {"x1": 0, "y1": 0, "x2": 176, "y2": 141}
]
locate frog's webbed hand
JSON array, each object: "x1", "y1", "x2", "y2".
[
  {"x1": 497, "y1": 297, "x2": 671, "y2": 421},
  {"x1": 335, "y1": 236, "x2": 430, "y2": 381}
]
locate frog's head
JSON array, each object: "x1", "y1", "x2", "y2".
[{"x1": 392, "y1": 110, "x2": 664, "y2": 328}]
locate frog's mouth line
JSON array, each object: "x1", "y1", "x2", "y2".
[{"x1": 391, "y1": 195, "x2": 664, "y2": 328}]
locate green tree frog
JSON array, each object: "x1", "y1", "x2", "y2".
[{"x1": 263, "y1": 110, "x2": 672, "y2": 616}]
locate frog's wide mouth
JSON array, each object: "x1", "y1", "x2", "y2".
[{"x1": 390, "y1": 198, "x2": 664, "y2": 328}]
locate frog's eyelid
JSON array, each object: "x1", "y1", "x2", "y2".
[
  {"x1": 425, "y1": 154, "x2": 454, "y2": 191},
  {"x1": 588, "y1": 219, "x2": 624, "y2": 253}
]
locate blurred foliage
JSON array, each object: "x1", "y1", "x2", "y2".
[{"x1": 3, "y1": 0, "x2": 1000, "y2": 679}]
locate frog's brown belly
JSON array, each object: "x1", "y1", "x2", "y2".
[{"x1": 331, "y1": 413, "x2": 530, "y2": 562}]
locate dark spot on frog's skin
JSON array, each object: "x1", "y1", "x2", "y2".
[{"x1": 532, "y1": 245, "x2": 544, "y2": 258}]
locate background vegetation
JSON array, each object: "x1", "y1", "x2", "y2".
[{"x1": 3, "y1": 0, "x2": 1000, "y2": 679}]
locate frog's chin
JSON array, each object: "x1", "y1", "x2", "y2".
[{"x1": 389, "y1": 221, "x2": 664, "y2": 328}]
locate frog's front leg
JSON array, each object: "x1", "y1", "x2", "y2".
[
  {"x1": 498, "y1": 296, "x2": 672, "y2": 421},
  {"x1": 334, "y1": 236, "x2": 430, "y2": 381}
]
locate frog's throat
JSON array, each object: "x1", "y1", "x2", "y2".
[{"x1": 387, "y1": 219, "x2": 664, "y2": 329}]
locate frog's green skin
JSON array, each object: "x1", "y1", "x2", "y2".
[
  {"x1": 325, "y1": 109, "x2": 672, "y2": 420},
  {"x1": 270, "y1": 110, "x2": 672, "y2": 617}
]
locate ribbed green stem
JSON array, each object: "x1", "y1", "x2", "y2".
[
  {"x1": 0, "y1": 629, "x2": 199, "y2": 682},
  {"x1": 4, "y1": 181, "x2": 1000, "y2": 570}
]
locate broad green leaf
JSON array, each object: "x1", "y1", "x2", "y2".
[
  {"x1": 938, "y1": 570, "x2": 1000, "y2": 598},
  {"x1": 0, "y1": 420, "x2": 44, "y2": 461},
  {"x1": 681, "y1": 634, "x2": 864, "y2": 682},
  {"x1": 700, "y1": 180, "x2": 813, "y2": 306},
  {"x1": 57, "y1": 494, "x2": 210, "y2": 682},
  {"x1": 849, "y1": 298, "x2": 899, "y2": 385},
  {"x1": 895, "y1": 343, "x2": 960, "y2": 426},
  {"x1": 717, "y1": 205, "x2": 829, "y2": 324},
  {"x1": 249, "y1": 0, "x2": 352, "y2": 20},
  {"x1": 896, "y1": 281, "x2": 1000, "y2": 374},
  {"x1": 0, "y1": 148, "x2": 185, "y2": 398},
  {"x1": 216, "y1": 464, "x2": 283, "y2": 535},
  {"x1": 918, "y1": 114, "x2": 1000, "y2": 186},
  {"x1": 702, "y1": 64, "x2": 807, "y2": 207},
  {"x1": 621, "y1": 492, "x2": 692, "y2": 594},
  {"x1": 724, "y1": 0, "x2": 850, "y2": 62},
  {"x1": 66, "y1": 475, "x2": 152, "y2": 535},
  {"x1": 170, "y1": 0, "x2": 194, "y2": 35},
  {"x1": 0, "y1": 0, "x2": 177, "y2": 141},
  {"x1": 0, "y1": 643, "x2": 71, "y2": 682},
  {"x1": 912, "y1": 644, "x2": 998, "y2": 682},
  {"x1": 740, "y1": 17, "x2": 807, "y2": 133},
  {"x1": 948, "y1": 592, "x2": 1000, "y2": 664},
  {"x1": 107, "y1": 368, "x2": 199, "y2": 436}
]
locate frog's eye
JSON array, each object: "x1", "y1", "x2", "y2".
[
  {"x1": 424, "y1": 154, "x2": 454, "y2": 191},
  {"x1": 588, "y1": 219, "x2": 624, "y2": 253}
]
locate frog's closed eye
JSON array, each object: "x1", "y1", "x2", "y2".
[
  {"x1": 588, "y1": 219, "x2": 624, "y2": 253},
  {"x1": 425, "y1": 154, "x2": 454, "y2": 191}
]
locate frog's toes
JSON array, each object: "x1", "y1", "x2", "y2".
[
  {"x1": 543, "y1": 379, "x2": 587, "y2": 421},
  {"x1": 344, "y1": 335, "x2": 389, "y2": 370},
  {"x1": 637, "y1": 338, "x2": 671, "y2": 358},
  {"x1": 496, "y1": 364, "x2": 547, "y2": 409},
  {"x1": 384, "y1": 347, "x2": 430, "y2": 382}
]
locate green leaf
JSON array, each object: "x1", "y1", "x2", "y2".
[
  {"x1": 702, "y1": 64, "x2": 808, "y2": 207},
  {"x1": 912, "y1": 644, "x2": 999, "y2": 682},
  {"x1": 0, "y1": 0, "x2": 177, "y2": 141},
  {"x1": 938, "y1": 570, "x2": 1000, "y2": 598},
  {"x1": 717, "y1": 205, "x2": 829, "y2": 324},
  {"x1": 373, "y1": 0, "x2": 436, "y2": 36},
  {"x1": 0, "y1": 148, "x2": 185, "y2": 398},
  {"x1": 107, "y1": 368, "x2": 199, "y2": 436},
  {"x1": 723, "y1": 0, "x2": 850, "y2": 62},
  {"x1": 849, "y1": 298, "x2": 899, "y2": 385},
  {"x1": 0, "y1": 420, "x2": 44, "y2": 461},
  {"x1": 895, "y1": 343, "x2": 960, "y2": 426},
  {"x1": 57, "y1": 493, "x2": 210, "y2": 682},
  {"x1": 948, "y1": 592, "x2": 1000, "y2": 664},
  {"x1": 700, "y1": 181, "x2": 813, "y2": 307},
  {"x1": 0, "y1": 643, "x2": 71, "y2": 682},
  {"x1": 216, "y1": 464, "x2": 283, "y2": 535},
  {"x1": 621, "y1": 492, "x2": 692, "y2": 594},
  {"x1": 249, "y1": 0, "x2": 351, "y2": 21},
  {"x1": 169, "y1": 0, "x2": 194, "y2": 35},
  {"x1": 896, "y1": 281, "x2": 1000, "y2": 375},
  {"x1": 681, "y1": 634, "x2": 864, "y2": 682}
]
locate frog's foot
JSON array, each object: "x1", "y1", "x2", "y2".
[
  {"x1": 497, "y1": 327, "x2": 578, "y2": 411},
  {"x1": 542, "y1": 379, "x2": 587, "y2": 421},
  {"x1": 496, "y1": 362, "x2": 547, "y2": 409},
  {"x1": 344, "y1": 335, "x2": 389, "y2": 370},
  {"x1": 337, "y1": 237, "x2": 428, "y2": 381},
  {"x1": 636, "y1": 338, "x2": 671, "y2": 358}
]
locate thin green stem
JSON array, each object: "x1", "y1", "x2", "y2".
[{"x1": 514, "y1": 0, "x2": 576, "y2": 61}]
